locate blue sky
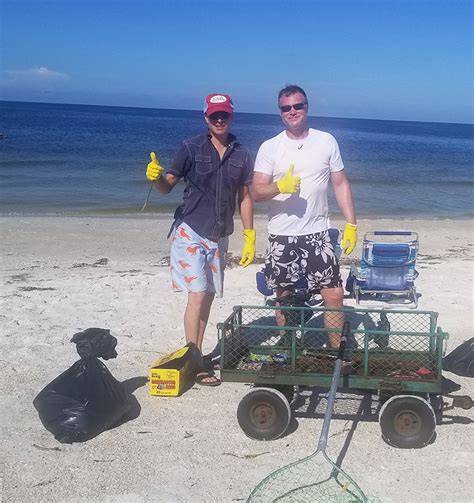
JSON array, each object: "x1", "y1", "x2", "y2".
[{"x1": 1, "y1": 0, "x2": 472, "y2": 123}]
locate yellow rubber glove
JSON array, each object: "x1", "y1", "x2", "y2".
[
  {"x1": 146, "y1": 151, "x2": 164, "y2": 181},
  {"x1": 277, "y1": 164, "x2": 301, "y2": 194},
  {"x1": 239, "y1": 229, "x2": 256, "y2": 268},
  {"x1": 341, "y1": 223, "x2": 358, "y2": 255}
]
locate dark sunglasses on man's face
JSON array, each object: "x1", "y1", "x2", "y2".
[
  {"x1": 279, "y1": 102, "x2": 307, "y2": 113},
  {"x1": 208, "y1": 112, "x2": 232, "y2": 121}
]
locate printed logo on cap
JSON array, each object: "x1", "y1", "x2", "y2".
[{"x1": 209, "y1": 95, "x2": 227, "y2": 103}]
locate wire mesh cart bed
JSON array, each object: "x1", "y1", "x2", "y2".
[{"x1": 217, "y1": 305, "x2": 472, "y2": 448}]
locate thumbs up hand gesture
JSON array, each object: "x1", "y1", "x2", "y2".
[
  {"x1": 276, "y1": 164, "x2": 301, "y2": 194},
  {"x1": 146, "y1": 152, "x2": 164, "y2": 181}
]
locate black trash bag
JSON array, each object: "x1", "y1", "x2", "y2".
[
  {"x1": 443, "y1": 337, "x2": 474, "y2": 378},
  {"x1": 33, "y1": 328, "x2": 130, "y2": 443},
  {"x1": 71, "y1": 327, "x2": 118, "y2": 359}
]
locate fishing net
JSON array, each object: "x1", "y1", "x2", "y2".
[
  {"x1": 247, "y1": 449, "x2": 367, "y2": 502},
  {"x1": 247, "y1": 323, "x2": 368, "y2": 503}
]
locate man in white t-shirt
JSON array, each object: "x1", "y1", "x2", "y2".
[{"x1": 252, "y1": 85, "x2": 357, "y2": 348}]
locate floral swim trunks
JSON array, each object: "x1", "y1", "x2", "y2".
[
  {"x1": 170, "y1": 222, "x2": 228, "y2": 298},
  {"x1": 264, "y1": 230, "x2": 342, "y2": 294}
]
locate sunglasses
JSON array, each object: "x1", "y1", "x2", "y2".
[
  {"x1": 208, "y1": 111, "x2": 232, "y2": 121},
  {"x1": 279, "y1": 102, "x2": 307, "y2": 113}
]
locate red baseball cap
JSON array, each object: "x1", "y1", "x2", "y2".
[{"x1": 204, "y1": 93, "x2": 234, "y2": 116}]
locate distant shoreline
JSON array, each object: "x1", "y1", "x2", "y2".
[
  {"x1": 2, "y1": 100, "x2": 473, "y2": 126},
  {"x1": 0, "y1": 212, "x2": 472, "y2": 221}
]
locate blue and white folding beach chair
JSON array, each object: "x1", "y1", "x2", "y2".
[{"x1": 346, "y1": 231, "x2": 419, "y2": 308}]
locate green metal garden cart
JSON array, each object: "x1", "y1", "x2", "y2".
[{"x1": 217, "y1": 305, "x2": 472, "y2": 448}]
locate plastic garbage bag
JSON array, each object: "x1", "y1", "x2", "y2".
[
  {"x1": 71, "y1": 327, "x2": 118, "y2": 359},
  {"x1": 33, "y1": 328, "x2": 130, "y2": 443},
  {"x1": 443, "y1": 337, "x2": 474, "y2": 378}
]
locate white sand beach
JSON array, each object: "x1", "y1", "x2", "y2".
[{"x1": 1, "y1": 215, "x2": 473, "y2": 502}]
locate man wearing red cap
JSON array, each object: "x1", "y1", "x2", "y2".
[{"x1": 146, "y1": 93, "x2": 255, "y2": 386}]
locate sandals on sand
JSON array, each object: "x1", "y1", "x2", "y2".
[{"x1": 195, "y1": 371, "x2": 221, "y2": 387}]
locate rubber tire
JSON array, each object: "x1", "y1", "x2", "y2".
[
  {"x1": 378, "y1": 390, "x2": 396, "y2": 404},
  {"x1": 237, "y1": 388, "x2": 291, "y2": 441},
  {"x1": 379, "y1": 395, "x2": 436, "y2": 449},
  {"x1": 254, "y1": 384, "x2": 295, "y2": 404},
  {"x1": 270, "y1": 385, "x2": 296, "y2": 404}
]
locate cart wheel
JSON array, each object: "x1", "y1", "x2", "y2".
[
  {"x1": 379, "y1": 395, "x2": 436, "y2": 448},
  {"x1": 378, "y1": 390, "x2": 396, "y2": 404},
  {"x1": 237, "y1": 388, "x2": 291, "y2": 441},
  {"x1": 271, "y1": 385, "x2": 296, "y2": 404},
  {"x1": 255, "y1": 384, "x2": 295, "y2": 404}
]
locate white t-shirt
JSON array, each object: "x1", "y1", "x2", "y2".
[{"x1": 254, "y1": 128, "x2": 344, "y2": 236}]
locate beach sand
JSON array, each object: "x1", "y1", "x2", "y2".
[{"x1": 1, "y1": 215, "x2": 473, "y2": 502}]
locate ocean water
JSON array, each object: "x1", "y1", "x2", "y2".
[{"x1": 1, "y1": 101, "x2": 472, "y2": 218}]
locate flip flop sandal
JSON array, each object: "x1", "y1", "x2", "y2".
[{"x1": 195, "y1": 371, "x2": 221, "y2": 387}]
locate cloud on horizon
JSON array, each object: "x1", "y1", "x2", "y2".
[{"x1": 4, "y1": 66, "x2": 69, "y2": 82}]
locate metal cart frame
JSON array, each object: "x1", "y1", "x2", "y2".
[{"x1": 217, "y1": 305, "x2": 472, "y2": 448}]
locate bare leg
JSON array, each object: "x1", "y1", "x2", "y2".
[
  {"x1": 196, "y1": 292, "x2": 215, "y2": 350},
  {"x1": 184, "y1": 290, "x2": 215, "y2": 352},
  {"x1": 275, "y1": 287, "x2": 292, "y2": 340},
  {"x1": 320, "y1": 286, "x2": 344, "y2": 348},
  {"x1": 184, "y1": 290, "x2": 218, "y2": 385}
]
